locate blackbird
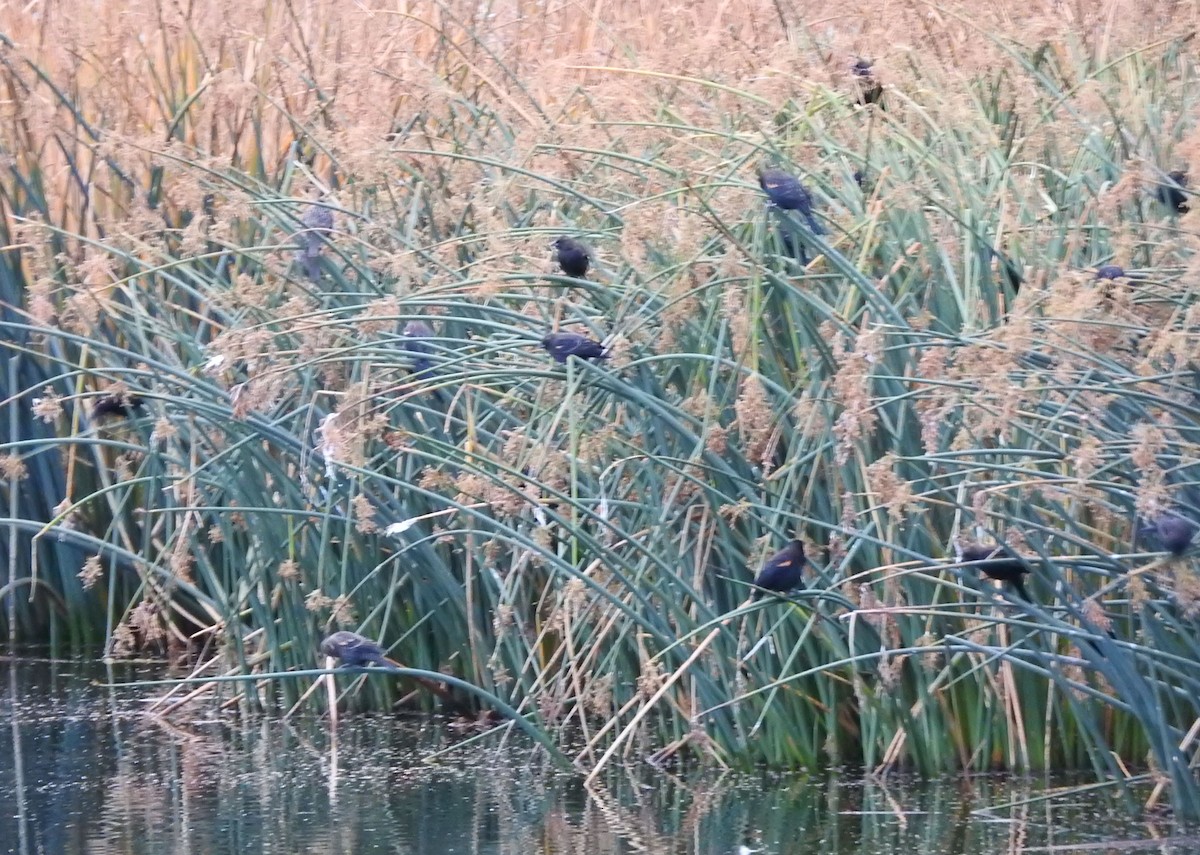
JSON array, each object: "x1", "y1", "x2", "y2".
[
  {"x1": 990, "y1": 249, "x2": 1023, "y2": 295},
  {"x1": 93, "y1": 393, "x2": 146, "y2": 420},
  {"x1": 1140, "y1": 512, "x2": 1196, "y2": 556},
  {"x1": 541, "y1": 332, "x2": 608, "y2": 364},
  {"x1": 851, "y1": 58, "x2": 883, "y2": 106},
  {"x1": 1156, "y1": 171, "x2": 1190, "y2": 214},
  {"x1": 960, "y1": 544, "x2": 1030, "y2": 601},
  {"x1": 553, "y1": 237, "x2": 591, "y2": 278},
  {"x1": 1095, "y1": 264, "x2": 1125, "y2": 280},
  {"x1": 320, "y1": 630, "x2": 397, "y2": 669},
  {"x1": 300, "y1": 197, "x2": 334, "y2": 279},
  {"x1": 757, "y1": 167, "x2": 825, "y2": 234},
  {"x1": 402, "y1": 319, "x2": 436, "y2": 374},
  {"x1": 751, "y1": 540, "x2": 806, "y2": 599}
]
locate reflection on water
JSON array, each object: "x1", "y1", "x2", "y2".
[{"x1": 1, "y1": 656, "x2": 1196, "y2": 855}]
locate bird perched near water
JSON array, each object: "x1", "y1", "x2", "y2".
[
  {"x1": 1156, "y1": 171, "x2": 1190, "y2": 214},
  {"x1": 541, "y1": 332, "x2": 608, "y2": 364},
  {"x1": 319, "y1": 630, "x2": 465, "y2": 709},
  {"x1": 552, "y1": 237, "x2": 591, "y2": 278},
  {"x1": 1095, "y1": 264, "x2": 1125, "y2": 280},
  {"x1": 299, "y1": 195, "x2": 334, "y2": 279},
  {"x1": 851, "y1": 58, "x2": 883, "y2": 106},
  {"x1": 960, "y1": 544, "x2": 1031, "y2": 601},
  {"x1": 751, "y1": 540, "x2": 807, "y2": 599},
  {"x1": 320, "y1": 630, "x2": 396, "y2": 669},
  {"x1": 757, "y1": 167, "x2": 825, "y2": 235},
  {"x1": 402, "y1": 319, "x2": 436, "y2": 374},
  {"x1": 1140, "y1": 512, "x2": 1197, "y2": 556},
  {"x1": 93, "y1": 392, "x2": 146, "y2": 420}
]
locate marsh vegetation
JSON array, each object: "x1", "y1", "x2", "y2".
[{"x1": 1, "y1": 0, "x2": 1200, "y2": 817}]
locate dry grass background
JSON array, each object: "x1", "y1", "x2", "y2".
[{"x1": 2, "y1": 0, "x2": 1197, "y2": 240}]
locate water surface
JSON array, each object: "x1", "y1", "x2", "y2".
[{"x1": 1, "y1": 656, "x2": 1194, "y2": 854}]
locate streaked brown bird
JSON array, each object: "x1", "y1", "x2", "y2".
[
  {"x1": 553, "y1": 237, "x2": 591, "y2": 278},
  {"x1": 300, "y1": 195, "x2": 334, "y2": 279},
  {"x1": 751, "y1": 540, "x2": 807, "y2": 599},
  {"x1": 319, "y1": 630, "x2": 463, "y2": 707},
  {"x1": 402, "y1": 319, "x2": 436, "y2": 374},
  {"x1": 1140, "y1": 512, "x2": 1196, "y2": 556},
  {"x1": 961, "y1": 544, "x2": 1030, "y2": 601},
  {"x1": 320, "y1": 630, "x2": 394, "y2": 669},
  {"x1": 541, "y1": 332, "x2": 608, "y2": 364}
]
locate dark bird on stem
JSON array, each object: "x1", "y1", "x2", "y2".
[
  {"x1": 751, "y1": 540, "x2": 807, "y2": 599},
  {"x1": 541, "y1": 332, "x2": 608, "y2": 364},
  {"x1": 1095, "y1": 264, "x2": 1125, "y2": 280},
  {"x1": 299, "y1": 196, "x2": 334, "y2": 280},
  {"x1": 402, "y1": 319, "x2": 436, "y2": 374},
  {"x1": 757, "y1": 167, "x2": 826, "y2": 234},
  {"x1": 552, "y1": 237, "x2": 591, "y2": 278},
  {"x1": 961, "y1": 544, "x2": 1030, "y2": 601},
  {"x1": 1139, "y1": 512, "x2": 1197, "y2": 556},
  {"x1": 93, "y1": 393, "x2": 146, "y2": 420},
  {"x1": 989, "y1": 249, "x2": 1023, "y2": 295},
  {"x1": 320, "y1": 630, "x2": 396, "y2": 669},
  {"x1": 1155, "y1": 171, "x2": 1190, "y2": 214},
  {"x1": 851, "y1": 58, "x2": 883, "y2": 106}
]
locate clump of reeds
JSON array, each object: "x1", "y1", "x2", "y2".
[{"x1": 2, "y1": 0, "x2": 1200, "y2": 817}]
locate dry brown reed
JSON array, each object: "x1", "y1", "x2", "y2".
[{"x1": 1, "y1": 1, "x2": 1196, "y2": 236}]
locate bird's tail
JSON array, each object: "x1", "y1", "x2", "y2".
[
  {"x1": 1011, "y1": 577, "x2": 1031, "y2": 602},
  {"x1": 381, "y1": 654, "x2": 457, "y2": 704},
  {"x1": 801, "y1": 211, "x2": 827, "y2": 235},
  {"x1": 303, "y1": 254, "x2": 322, "y2": 280}
]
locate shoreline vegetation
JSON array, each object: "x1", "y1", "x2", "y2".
[{"x1": 2, "y1": 0, "x2": 1200, "y2": 816}]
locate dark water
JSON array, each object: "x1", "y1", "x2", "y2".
[{"x1": 1, "y1": 657, "x2": 1197, "y2": 855}]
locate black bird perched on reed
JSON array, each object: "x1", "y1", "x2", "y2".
[
  {"x1": 93, "y1": 392, "x2": 145, "y2": 420},
  {"x1": 299, "y1": 195, "x2": 334, "y2": 280},
  {"x1": 1156, "y1": 171, "x2": 1190, "y2": 214},
  {"x1": 541, "y1": 332, "x2": 608, "y2": 364},
  {"x1": 320, "y1": 630, "x2": 396, "y2": 669},
  {"x1": 751, "y1": 540, "x2": 807, "y2": 599},
  {"x1": 1140, "y1": 512, "x2": 1197, "y2": 556},
  {"x1": 757, "y1": 167, "x2": 825, "y2": 235},
  {"x1": 553, "y1": 237, "x2": 591, "y2": 278},
  {"x1": 851, "y1": 58, "x2": 883, "y2": 106},
  {"x1": 1095, "y1": 264, "x2": 1125, "y2": 280},
  {"x1": 960, "y1": 544, "x2": 1030, "y2": 601},
  {"x1": 402, "y1": 319, "x2": 436, "y2": 374},
  {"x1": 989, "y1": 248, "x2": 1023, "y2": 295}
]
